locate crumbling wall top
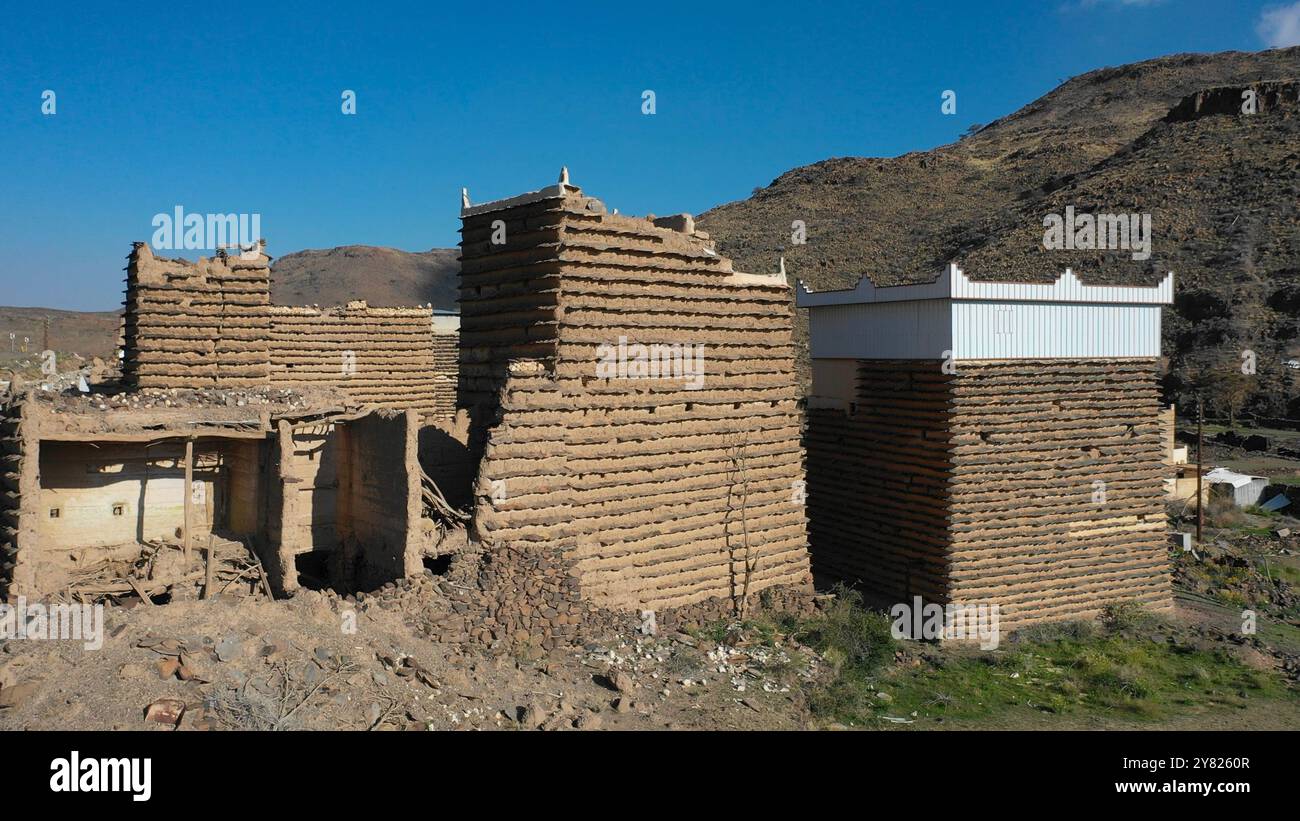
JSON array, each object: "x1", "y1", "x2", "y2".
[{"x1": 128, "y1": 241, "x2": 272, "y2": 287}]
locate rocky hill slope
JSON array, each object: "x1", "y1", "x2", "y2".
[
  {"x1": 271, "y1": 245, "x2": 459, "y2": 309},
  {"x1": 697, "y1": 48, "x2": 1300, "y2": 419}
]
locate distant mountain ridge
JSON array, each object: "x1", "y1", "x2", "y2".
[
  {"x1": 271, "y1": 245, "x2": 459, "y2": 309},
  {"x1": 0, "y1": 306, "x2": 120, "y2": 363}
]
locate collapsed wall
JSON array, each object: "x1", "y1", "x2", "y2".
[
  {"x1": 266, "y1": 410, "x2": 424, "y2": 596},
  {"x1": 440, "y1": 177, "x2": 813, "y2": 644},
  {"x1": 0, "y1": 389, "x2": 293, "y2": 601},
  {"x1": 0, "y1": 386, "x2": 426, "y2": 602},
  {"x1": 122, "y1": 244, "x2": 457, "y2": 414}
]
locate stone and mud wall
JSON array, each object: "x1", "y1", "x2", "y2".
[
  {"x1": 264, "y1": 411, "x2": 423, "y2": 596},
  {"x1": 805, "y1": 357, "x2": 1171, "y2": 630},
  {"x1": 947, "y1": 359, "x2": 1171, "y2": 629},
  {"x1": 269, "y1": 304, "x2": 456, "y2": 415},
  {"x1": 447, "y1": 183, "x2": 813, "y2": 641},
  {"x1": 805, "y1": 360, "x2": 954, "y2": 605},
  {"x1": 123, "y1": 244, "x2": 272, "y2": 390},
  {"x1": 0, "y1": 388, "x2": 422, "y2": 602},
  {"x1": 0, "y1": 397, "x2": 36, "y2": 600},
  {"x1": 337, "y1": 410, "x2": 424, "y2": 589},
  {"x1": 122, "y1": 244, "x2": 457, "y2": 414}
]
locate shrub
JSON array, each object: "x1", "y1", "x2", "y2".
[
  {"x1": 1099, "y1": 601, "x2": 1154, "y2": 633},
  {"x1": 799, "y1": 585, "x2": 897, "y2": 678}
]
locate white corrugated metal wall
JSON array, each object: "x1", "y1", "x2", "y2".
[
  {"x1": 807, "y1": 300, "x2": 952, "y2": 360},
  {"x1": 951, "y1": 301, "x2": 1164, "y2": 359},
  {"x1": 809, "y1": 300, "x2": 1163, "y2": 360}
]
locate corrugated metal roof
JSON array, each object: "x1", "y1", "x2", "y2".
[{"x1": 1204, "y1": 467, "x2": 1268, "y2": 488}]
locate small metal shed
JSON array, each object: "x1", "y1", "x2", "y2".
[{"x1": 1204, "y1": 467, "x2": 1269, "y2": 507}]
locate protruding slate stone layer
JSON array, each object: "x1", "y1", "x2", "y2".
[
  {"x1": 458, "y1": 186, "x2": 813, "y2": 615},
  {"x1": 947, "y1": 359, "x2": 1171, "y2": 629},
  {"x1": 805, "y1": 358, "x2": 1171, "y2": 631},
  {"x1": 122, "y1": 244, "x2": 272, "y2": 389},
  {"x1": 805, "y1": 361, "x2": 954, "y2": 604},
  {"x1": 269, "y1": 304, "x2": 457, "y2": 415},
  {"x1": 0, "y1": 397, "x2": 35, "y2": 600}
]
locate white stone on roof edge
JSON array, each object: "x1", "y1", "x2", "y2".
[
  {"x1": 795, "y1": 264, "x2": 1174, "y2": 307},
  {"x1": 460, "y1": 183, "x2": 574, "y2": 218}
]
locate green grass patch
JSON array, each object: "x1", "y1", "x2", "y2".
[
  {"x1": 825, "y1": 635, "x2": 1282, "y2": 726},
  {"x1": 790, "y1": 586, "x2": 898, "y2": 720},
  {"x1": 796, "y1": 595, "x2": 1285, "y2": 728},
  {"x1": 1236, "y1": 526, "x2": 1273, "y2": 536},
  {"x1": 693, "y1": 615, "x2": 783, "y2": 647},
  {"x1": 1242, "y1": 505, "x2": 1281, "y2": 519},
  {"x1": 1275, "y1": 563, "x2": 1300, "y2": 586}
]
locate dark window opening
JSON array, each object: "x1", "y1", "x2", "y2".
[
  {"x1": 294, "y1": 552, "x2": 332, "y2": 591},
  {"x1": 423, "y1": 554, "x2": 453, "y2": 576}
]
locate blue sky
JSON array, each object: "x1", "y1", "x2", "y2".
[{"x1": 0, "y1": 0, "x2": 1297, "y2": 310}]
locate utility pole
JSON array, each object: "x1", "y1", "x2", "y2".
[{"x1": 1196, "y1": 395, "x2": 1204, "y2": 545}]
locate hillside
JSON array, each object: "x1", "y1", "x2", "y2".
[
  {"x1": 697, "y1": 48, "x2": 1300, "y2": 418},
  {"x1": 0, "y1": 306, "x2": 120, "y2": 365},
  {"x1": 271, "y1": 245, "x2": 459, "y2": 308}
]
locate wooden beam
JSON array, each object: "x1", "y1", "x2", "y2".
[
  {"x1": 34, "y1": 429, "x2": 268, "y2": 442},
  {"x1": 183, "y1": 436, "x2": 194, "y2": 564},
  {"x1": 203, "y1": 535, "x2": 216, "y2": 600}
]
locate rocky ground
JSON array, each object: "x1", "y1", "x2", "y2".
[
  {"x1": 3, "y1": 511, "x2": 1299, "y2": 731},
  {"x1": 1168, "y1": 503, "x2": 1300, "y2": 682},
  {"x1": 0, "y1": 577, "x2": 824, "y2": 731}
]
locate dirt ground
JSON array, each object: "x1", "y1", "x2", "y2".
[
  {"x1": 0, "y1": 584, "x2": 820, "y2": 732},
  {"x1": 2, "y1": 567, "x2": 1296, "y2": 732},
  {"x1": 4, "y1": 488, "x2": 1300, "y2": 733}
]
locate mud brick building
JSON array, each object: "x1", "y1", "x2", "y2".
[
  {"x1": 798, "y1": 265, "x2": 1175, "y2": 630},
  {"x1": 4, "y1": 176, "x2": 814, "y2": 651},
  {"x1": 2, "y1": 238, "x2": 463, "y2": 603},
  {"x1": 0, "y1": 390, "x2": 432, "y2": 601},
  {"x1": 453, "y1": 176, "x2": 813, "y2": 620},
  {"x1": 123, "y1": 243, "x2": 458, "y2": 416}
]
